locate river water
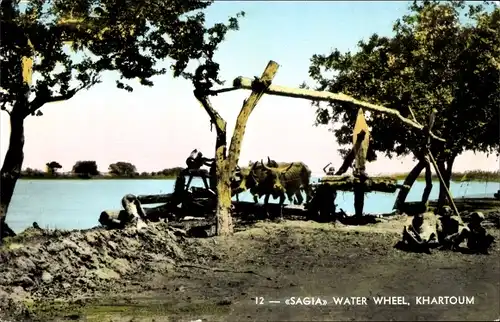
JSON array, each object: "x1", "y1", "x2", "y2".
[{"x1": 6, "y1": 178, "x2": 499, "y2": 233}]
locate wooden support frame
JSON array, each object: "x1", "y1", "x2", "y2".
[
  {"x1": 232, "y1": 77, "x2": 445, "y2": 143},
  {"x1": 196, "y1": 59, "x2": 455, "y2": 225},
  {"x1": 228, "y1": 74, "x2": 448, "y2": 217}
]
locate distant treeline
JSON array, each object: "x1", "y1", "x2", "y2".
[
  {"x1": 19, "y1": 161, "x2": 500, "y2": 182},
  {"x1": 20, "y1": 160, "x2": 184, "y2": 179}
]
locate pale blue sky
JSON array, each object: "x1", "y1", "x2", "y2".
[{"x1": 1, "y1": 1, "x2": 498, "y2": 175}]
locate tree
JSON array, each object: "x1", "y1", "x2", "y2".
[
  {"x1": 108, "y1": 162, "x2": 137, "y2": 177},
  {"x1": 192, "y1": 61, "x2": 278, "y2": 236},
  {"x1": 0, "y1": 0, "x2": 242, "y2": 240},
  {"x1": 46, "y1": 161, "x2": 62, "y2": 175},
  {"x1": 72, "y1": 161, "x2": 99, "y2": 177},
  {"x1": 307, "y1": 0, "x2": 499, "y2": 208}
]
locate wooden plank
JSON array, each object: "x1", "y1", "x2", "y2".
[
  {"x1": 137, "y1": 194, "x2": 173, "y2": 204},
  {"x1": 232, "y1": 76, "x2": 445, "y2": 142}
]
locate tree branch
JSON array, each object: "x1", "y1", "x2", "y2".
[
  {"x1": 25, "y1": 75, "x2": 100, "y2": 118},
  {"x1": 0, "y1": 100, "x2": 11, "y2": 115},
  {"x1": 227, "y1": 61, "x2": 279, "y2": 171},
  {"x1": 194, "y1": 91, "x2": 227, "y2": 135}
]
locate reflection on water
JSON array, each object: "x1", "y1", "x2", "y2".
[{"x1": 6, "y1": 178, "x2": 499, "y2": 233}]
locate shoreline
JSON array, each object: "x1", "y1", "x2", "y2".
[{"x1": 18, "y1": 175, "x2": 500, "y2": 182}]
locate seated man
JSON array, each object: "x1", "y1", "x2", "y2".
[
  {"x1": 402, "y1": 212, "x2": 439, "y2": 253},
  {"x1": 185, "y1": 149, "x2": 214, "y2": 170},
  {"x1": 436, "y1": 206, "x2": 468, "y2": 250},
  {"x1": 183, "y1": 149, "x2": 215, "y2": 191},
  {"x1": 465, "y1": 212, "x2": 495, "y2": 254}
]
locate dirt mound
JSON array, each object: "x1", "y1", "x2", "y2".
[{"x1": 0, "y1": 222, "x2": 186, "y2": 319}]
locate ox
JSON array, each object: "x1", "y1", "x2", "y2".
[
  {"x1": 264, "y1": 157, "x2": 312, "y2": 205},
  {"x1": 231, "y1": 162, "x2": 269, "y2": 203},
  {"x1": 255, "y1": 159, "x2": 312, "y2": 218},
  {"x1": 231, "y1": 158, "x2": 312, "y2": 206}
]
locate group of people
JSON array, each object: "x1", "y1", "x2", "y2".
[{"x1": 401, "y1": 206, "x2": 495, "y2": 254}]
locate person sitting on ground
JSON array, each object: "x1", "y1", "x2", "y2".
[
  {"x1": 464, "y1": 212, "x2": 495, "y2": 254},
  {"x1": 402, "y1": 212, "x2": 439, "y2": 253},
  {"x1": 436, "y1": 206, "x2": 468, "y2": 250}
]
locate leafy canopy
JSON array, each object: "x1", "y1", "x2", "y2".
[
  {"x1": 72, "y1": 160, "x2": 99, "y2": 175},
  {"x1": 307, "y1": 0, "x2": 499, "y2": 161},
  {"x1": 1, "y1": 0, "x2": 243, "y2": 118},
  {"x1": 108, "y1": 161, "x2": 137, "y2": 176}
]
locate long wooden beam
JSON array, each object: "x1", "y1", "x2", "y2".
[{"x1": 232, "y1": 76, "x2": 445, "y2": 142}]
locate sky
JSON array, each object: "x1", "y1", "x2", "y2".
[{"x1": 1, "y1": 1, "x2": 499, "y2": 176}]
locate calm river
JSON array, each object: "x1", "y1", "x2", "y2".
[{"x1": 6, "y1": 178, "x2": 499, "y2": 233}]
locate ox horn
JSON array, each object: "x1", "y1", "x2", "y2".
[
  {"x1": 267, "y1": 156, "x2": 271, "y2": 164},
  {"x1": 261, "y1": 159, "x2": 273, "y2": 171},
  {"x1": 282, "y1": 162, "x2": 294, "y2": 173}
]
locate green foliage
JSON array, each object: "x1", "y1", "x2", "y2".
[
  {"x1": 45, "y1": 161, "x2": 62, "y2": 175},
  {"x1": 0, "y1": 0, "x2": 244, "y2": 117},
  {"x1": 160, "y1": 167, "x2": 184, "y2": 177},
  {"x1": 108, "y1": 161, "x2": 137, "y2": 177},
  {"x1": 307, "y1": 0, "x2": 499, "y2": 162},
  {"x1": 72, "y1": 160, "x2": 99, "y2": 177},
  {"x1": 22, "y1": 167, "x2": 45, "y2": 177}
]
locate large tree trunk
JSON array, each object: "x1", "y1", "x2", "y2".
[
  {"x1": 0, "y1": 113, "x2": 25, "y2": 241},
  {"x1": 195, "y1": 61, "x2": 279, "y2": 236},
  {"x1": 421, "y1": 158, "x2": 433, "y2": 204},
  {"x1": 393, "y1": 158, "x2": 426, "y2": 211},
  {"x1": 437, "y1": 155, "x2": 455, "y2": 210},
  {"x1": 215, "y1": 160, "x2": 233, "y2": 235}
]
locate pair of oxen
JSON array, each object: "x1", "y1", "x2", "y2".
[{"x1": 230, "y1": 157, "x2": 312, "y2": 218}]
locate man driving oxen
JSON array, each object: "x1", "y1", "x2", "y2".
[{"x1": 182, "y1": 149, "x2": 216, "y2": 193}]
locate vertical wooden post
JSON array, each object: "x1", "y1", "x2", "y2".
[
  {"x1": 352, "y1": 108, "x2": 370, "y2": 217},
  {"x1": 421, "y1": 109, "x2": 436, "y2": 206},
  {"x1": 352, "y1": 109, "x2": 370, "y2": 173},
  {"x1": 424, "y1": 109, "x2": 460, "y2": 219},
  {"x1": 427, "y1": 152, "x2": 461, "y2": 219}
]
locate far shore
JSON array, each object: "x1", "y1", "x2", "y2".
[{"x1": 18, "y1": 170, "x2": 500, "y2": 182}]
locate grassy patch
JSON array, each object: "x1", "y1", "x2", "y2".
[{"x1": 382, "y1": 170, "x2": 500, "y2": 182}]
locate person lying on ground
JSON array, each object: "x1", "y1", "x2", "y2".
[{"x1": 402, "y1": 212, "x2": 439, "y2": 254}]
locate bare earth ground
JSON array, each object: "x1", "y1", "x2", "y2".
[{"x1": 1, "y1": 214, "x2": 499, "y2": 322}]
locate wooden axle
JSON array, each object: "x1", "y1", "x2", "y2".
[{"x1": 317, "y1": 175, "x2": 409, "y2": 193}]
